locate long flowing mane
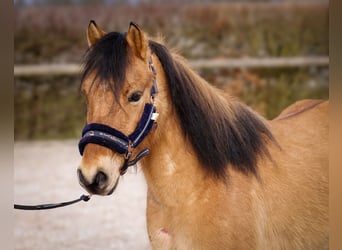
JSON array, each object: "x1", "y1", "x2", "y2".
[
  {"x1": 149, "y1": 40, "x2": 275, "y2": 179},
  {"x1": 81, "y1": 32, "x2": 275, "y2": 179}
]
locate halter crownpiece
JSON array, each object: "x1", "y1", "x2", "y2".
[{"x1": 78, "y1": 56, "x2": 158, "y2": 175}]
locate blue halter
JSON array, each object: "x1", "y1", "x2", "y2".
[{"x1": 78, "y1": 58, "x2": 158, "y2": 175}]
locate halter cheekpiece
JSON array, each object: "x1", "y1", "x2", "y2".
[{"x1": 78, "y1": 57, "x2": 159, "y2": 175}]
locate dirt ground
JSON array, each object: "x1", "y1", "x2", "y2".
[{"x1": 14, "y1": 140, "x2": 151, "y2": 250}]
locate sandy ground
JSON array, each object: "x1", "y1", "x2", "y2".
[{"x1": 14, "y1": 140, "x2": 151, "y2": 250}]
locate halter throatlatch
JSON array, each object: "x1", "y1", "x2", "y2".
[{"x1": 78, "y1": 57, "x2": 158, "y2": 175}]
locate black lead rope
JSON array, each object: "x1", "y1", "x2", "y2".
[{"x1": 14, "y1": 194, "x2": 91, "y2": 210}]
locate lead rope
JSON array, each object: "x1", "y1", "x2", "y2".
[{"x1": 14, "y1": 194, "x2": 91, "y2": 210}]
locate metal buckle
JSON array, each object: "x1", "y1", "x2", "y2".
[{"x1": 125, "y1": 140, "x2": 133, "y2": 160}]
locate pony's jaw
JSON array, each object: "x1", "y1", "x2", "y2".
[{"x1": 78, "y1": 151, "x2": 123, "y2": 196}]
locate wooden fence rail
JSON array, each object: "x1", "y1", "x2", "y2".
[{"x1": 14, "y1": 56, "x2": 329, "y2": 77}]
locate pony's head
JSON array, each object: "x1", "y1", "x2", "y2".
[
  {"x1": 78, "y1": 21, "x2": 275, "y2": 195},
  {"x1": 77, "y1": 21, "x2": 157, "y2": 195}
]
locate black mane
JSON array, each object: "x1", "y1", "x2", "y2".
[
  {"x1": 82, "y1": 32, "x2": 128, "y2": 101},
  {"x1": 149, "y1": 41, "x2": 275, "y2": 179}
]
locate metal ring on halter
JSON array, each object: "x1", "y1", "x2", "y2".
[{"x1": 125, "y1": 141, "x2": 133, "y2": 160}]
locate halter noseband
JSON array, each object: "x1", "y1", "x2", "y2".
[{"x1": 78, "y1": 57, "x2": 159, "y2": 175}]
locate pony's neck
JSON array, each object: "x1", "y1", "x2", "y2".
[
  {"x1": 140, "y1": 113, "x2": 210, "y2": 206},
  {"x1": 140, "y1": 45, "x2": 274, "y2": 205}
]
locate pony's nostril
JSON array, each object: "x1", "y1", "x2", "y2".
[
  {"x1": 94, "y1": 171, "x2": 108, "y2": 188},
  {"x1": 77, "y1": 169, "x2": 90, "y2": 186}
]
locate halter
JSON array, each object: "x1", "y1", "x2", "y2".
[{"x1": 78, "y1": 57, "x2": 159, "y2": 175}]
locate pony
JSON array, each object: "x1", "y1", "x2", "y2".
[{"x1": 77, "y1": 21, "x2": 328, "y2": 249}]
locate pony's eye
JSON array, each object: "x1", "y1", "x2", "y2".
[{"x1": 128, "y1": 91, "x2": 143, "y2": 103}]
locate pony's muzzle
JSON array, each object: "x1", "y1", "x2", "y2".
[{"x1": 77, "y1": 168, "x2": 114, "y2": 195}]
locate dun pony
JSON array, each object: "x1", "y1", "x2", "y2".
[{"x1": 78, "y1": 21, "x2": 328, "y2": 249}]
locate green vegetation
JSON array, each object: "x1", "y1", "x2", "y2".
[
  {"x1": 15, "y1": 3, "x2": 328, "y2": 63},
  {"x1": 15, "y1": 76, "x2": 86, "y2": 140},
  {"x1": 202, "y1": 67, "x2": 328, "y2": 119}
]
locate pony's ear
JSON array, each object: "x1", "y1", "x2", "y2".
[
  {"x1": 87, "y1": 20, "x2": 106, "y2": 47},
  {"x1": 126, "y1": 22, "x2": 148, "y2": 60}
]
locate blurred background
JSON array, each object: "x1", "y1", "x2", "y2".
[
  {"x1": 14, "y1": 0, "x2": 329, "y2": 141},
  {"x1": 14, "y1": 1, "x2": 329, "y2": 249}
]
